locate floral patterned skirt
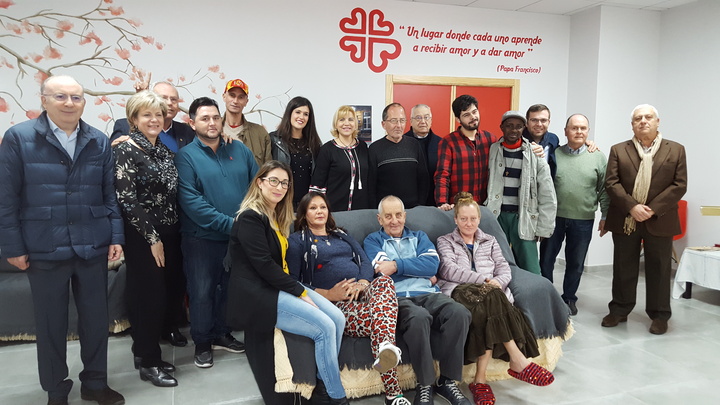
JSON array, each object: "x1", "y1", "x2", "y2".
[{"x1": 451, "y1": 283, "x2": 540, "y2": 363}]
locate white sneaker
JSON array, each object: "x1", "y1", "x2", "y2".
[{"x1": 373, "y1": 341, "x2": 401, "y2": 373}]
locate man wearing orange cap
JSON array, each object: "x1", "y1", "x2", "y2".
[{"x1": 222, "y1": 79, "x2": 271, "y2": 166}]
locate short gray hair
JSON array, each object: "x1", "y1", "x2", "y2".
[
  {"x1": 631, "y1": 104, "x2": 659, "y2": 121},
  {"x1": 377, "y1": 195, "x2": 405, "y2": 215},
  {"x1": 411, "y1": 104, "x2": 431, "y2": 116}
]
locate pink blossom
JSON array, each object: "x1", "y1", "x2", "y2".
[
  {"x1": 131, "y1": 43, "x2": 141, "y2": 51},
  {"x1": 0, "y1": 1, "x2": 16, "y2": 9},
  {"x1": 26, "y1": 110, "x2": 41, "y2": 119},
  {"x1": 103, "y1": 0, "x2": 113, "y2": 3},
  {"x1": 208, "y1": 65, "x2": 220, "y2": 73},
  {"x1": 155, "y1": 42, "x2": 164, "y2": 50},
  {"x1": 94, "y1": 97, "x2": 104, "y2": 105},
  {"x1": 98, "y1": 113, "x2": 112, "y2": 122},
  {"x1": 115, "y1": 48, "x2": 131, "y2": 60},
  {"x1": 0, "y1": 97, "x2": 9, "y2": 113},
  {"x1": 56, "y1": 20, "x2": 73, "y2": 31},
  {"x1": 108, "y1": 6, "x2": 124, "y2": 16},
  {"x1": 142, "y1": 36, "x2": 154, "y2": 45},
  {"x1": 209, "y1": 85, "x2": 217, "y2": 94},
  {"x1": 180, "y1": 114, "x2": 191, "y2": 124},
  {"x1": 21, "y1": 20, "x2": 32, "y2": 33},
  {"x1": 127, "y1": 19, "x2": 142, "y2": 27},
  {"x1": 79, "y1": 31, "x2": 102, "y2": 46},
  {"x1": 116, "y1": 102, "x2": 125, "y2": 108},
  {"x1": 34, "y1": 71, "x2": 48, "y2": 84},
  {"x1": 103, "y1": 77, "x2": 123, "y2": 86},
  {"x1": 98, "y1": 11, "x2": 106, "y2": 16},
  {"x1": 27, "y1": 53, "x2": 43, "y2": 63},
  {"x1": 166, "y1": 77, "x2": 173, "y2": 82},
  {"x1": 255, "y1": 94, "x2": 262, "y2": 100},
  {"x1": 178, "y1": 75, "x2": 185, "y2": 82},
  {"x1": 7, "y1": 23, "x2": 21, "y2": 34},
  {"x1": 219, "y1": 72, "x2": 226, "y2": 80},
  {"x1": 55, "y1": 30, "x2": 65, "y2": 39},
  {"x1": 43, "y1": 46, "x2": 62, "y2": 59}
]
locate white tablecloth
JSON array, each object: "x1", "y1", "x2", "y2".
[{"x1": 672, "y1": 249, "x2": 720, "y2": 298}]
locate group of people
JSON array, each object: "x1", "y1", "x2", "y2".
[{"x1": 0, "y1": 73, "x2": 686, "y2": 405}]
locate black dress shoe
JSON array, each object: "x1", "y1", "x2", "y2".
[
  {"x1": 47, "y1": 398, "x2": 68, "y2": 405},
  {"x1": 133, "y1": 356, "x2": 176, "y2": 372},
  {"x1": 80, "y1": 385, "x2": 125, "y2": 405},
  {"x1": 162, "y1": 329, "x2": 188, "y2": 347},
  {"x1": 139, "y1": 366, "x2": 178, "y2": 387}
]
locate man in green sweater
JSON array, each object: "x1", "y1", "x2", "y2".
[{"x1": 539, "y1": 114, "x2": 609, "y2": 315}]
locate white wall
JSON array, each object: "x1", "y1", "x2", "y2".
[
  {"x1": 0, "y1": 0, "x2": 571, "y2": 141},
  {"x1": 658, "y1": 0, "x2": 720, "y2": 250}
]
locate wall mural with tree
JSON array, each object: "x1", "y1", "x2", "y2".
[{"x1": 0, "y1": 0, "x2": 286, "y2": 134}]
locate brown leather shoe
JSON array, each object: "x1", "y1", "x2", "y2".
[
  {"x1": 601, "y1": 314, "x2": 628, "y2": 327},
  {"x1": 649, "y1": 319, "x2": 668, "y2": 335}
]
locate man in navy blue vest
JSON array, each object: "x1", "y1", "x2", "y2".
[{"x1": 0, "y1": 75, "x2": 125, "y2": 405}]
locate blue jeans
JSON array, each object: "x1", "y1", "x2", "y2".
[
  {"x1": 276, "y1": 288, "x2": 346, "y2": 399},
  {"x1": 539, "y1": 217, "x2": 594, "y2": 303},
  {"x1": 182, "y1": 236, "x2": 231, "y2": 346}
]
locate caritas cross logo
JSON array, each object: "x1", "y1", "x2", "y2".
[{"x1": 339, "y1": 8, "x2": 402, "y2": 73}]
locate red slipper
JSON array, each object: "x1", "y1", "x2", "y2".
[
  {"x1": 469, "y1": 383, "x2": 495, "y2": 405},
  {"x1": 507, "y1": 362, "x2": 555, "y2": 386}
]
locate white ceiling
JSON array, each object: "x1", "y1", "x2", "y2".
[{"x1": 399, "y1": 0, "x2": 698, "y2": 15}]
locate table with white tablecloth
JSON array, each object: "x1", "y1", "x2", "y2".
[{"x1": 672, "y1": 248, "x2": 720, "y2": 299}]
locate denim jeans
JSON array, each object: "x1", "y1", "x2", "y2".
[
  {"x1": 539, "y1": 217, "x2": 594, "y2": 303},
  {"x1": 276, "y1": 288, "x2": 346, "y2": 399},
  {"x1": 182, "y1": 236, "x2": 231, "y2": 345}
]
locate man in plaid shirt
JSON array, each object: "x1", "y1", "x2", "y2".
[{"x1": 435, "y1": 95, "x2": 497, "y2": 210}]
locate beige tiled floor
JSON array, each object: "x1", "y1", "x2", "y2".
[{"x1": 2, "y1": 265, "x2": 719, "y2": 404}]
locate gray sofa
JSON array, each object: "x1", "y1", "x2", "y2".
[
  {"x1": 274, "y1": 205, "x2": 574, "y2": 398},
  {"x1": 0, "y1": 257, "x2": 129, "y2": 341}
]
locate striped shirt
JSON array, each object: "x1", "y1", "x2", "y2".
[{"x1": 501, "y1": 145, "x2": 523, "y2": 212}]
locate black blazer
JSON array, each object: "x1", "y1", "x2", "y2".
[
  {"x1": 226, "y1": 209, "x2": 305, "y2": 405},
  {"x1": 226, "y1": 209, "x2": 304, "y2": 331},
  {"x1": 110, "y1": 118, "x2": 196, "y2": 149}
]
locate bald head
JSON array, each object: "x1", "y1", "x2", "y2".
[
  {"x1": 377, "y1": 195, "x2": 406, "y2": 238},
  {"x1": 40, "y1": 75, "x2": 86, "y2": 133}
]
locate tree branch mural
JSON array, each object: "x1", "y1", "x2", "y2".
[{"x1": 0, "y1": 0, "x2": 286, "y2": 132}]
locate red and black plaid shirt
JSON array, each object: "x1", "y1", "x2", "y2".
[{"x1": 434, "y1": 128, "x2": 497, "y2": 205}]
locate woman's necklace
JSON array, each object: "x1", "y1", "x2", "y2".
[
  {"x1": 310, "y1": 228, "x2": 331, "y2": 246},
  {"x1": 336, "y1": 136, "x2": 355, "y2": 148}
]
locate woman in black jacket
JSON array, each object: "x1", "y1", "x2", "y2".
[
  {"x1": 227, "y1": 160, "x2": 349, "y2": 404},
  {"x1": 269, "y1": 96, "x2": 322, "y2": 209}
]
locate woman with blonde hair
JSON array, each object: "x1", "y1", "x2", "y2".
[
  {"x1": 227, "y1": 161, "x2": 349, "y2": 404},
  {"x1": 436, "y1": 192, "x2": 554, "y2": 405},
  {"x1": 114, "y1": 90, "x2": 180, "y2": 387},
  {"x1": 310, "y1": 105, "x2": 370, "y2": 211}
]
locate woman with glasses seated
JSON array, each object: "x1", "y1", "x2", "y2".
[
  {"x1": 288, "y1": 191, "x2": 408, "y2": 405},
  {"x1": 436, "y1": 192, "x2": 554, "y2": 405},
  {"x1": 227, "y1": 161, "x2": 349, "y2": 405},
  {"x1": 310, "y1": 105, "x2": 370, "y2": 211}
]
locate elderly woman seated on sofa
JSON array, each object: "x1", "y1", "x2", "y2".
[
  {"x1": 436, "y1": 192, "x2": 555, "y2": 405},
  {"x1": 287, "y1": 192, "x2": 408, "y2": 405}
]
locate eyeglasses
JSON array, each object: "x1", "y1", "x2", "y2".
[
  {"x1": 412, "y1": 115, "x2": 432, "y2": 122},
  {"x1": 160, "y1": 95, "x2": 180, "y2": 104},
  {"x1": 43, "y1": 93, "x2": 84, "y2": 104},
  {"x1": 263, "y1": 177, "x2": 291, "y2": 189},
  {"x1": 384, "y1": 118, "x2": 407, "y2": 125},
  {"x1": 528, "y1": 118, "x2": 548, "y2": 124}
]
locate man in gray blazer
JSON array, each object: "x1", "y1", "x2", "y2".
[{"x1": 601, "y1": 104, "x2": 687, "y2": 335}]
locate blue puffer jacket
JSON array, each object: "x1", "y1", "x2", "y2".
[{"x1": 0, "y1": 112, "x2": 124, "y2": 261}]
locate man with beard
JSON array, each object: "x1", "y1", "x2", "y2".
[
  {"x1": 485, "y1": 111, "x2": 556, "y2": 275},
  {"x1": 435, "y1": 95, "x2": 498, "y2": 210},
  {"x1": 174, "y1": 97, "x2": 258, "y2": 368}
]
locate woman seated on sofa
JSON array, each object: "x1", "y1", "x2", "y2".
[
  {"x1": 436, "y1": 192, "x2": 555, "y2": 405},
  {"x1": 287, "y1": 191, "x2": 408, "y2": 405},
  {"x1": 227, "y1": 161, "x2": 349, "y2": 405}
]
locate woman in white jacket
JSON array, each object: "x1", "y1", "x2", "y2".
[{"x1": 436, "y1": 192, "x2": 554, "y2": 405}]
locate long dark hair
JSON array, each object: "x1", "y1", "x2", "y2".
[
  {"x1": 277, "y1": 96, "x2": 322, "y2": 156},
  {"x1": 294, "y1": 191, "x2": 337, "y2": 233}
]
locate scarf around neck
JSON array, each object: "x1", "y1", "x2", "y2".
[{"x1": 623, "y1": 133, "x2": 663, "y2": 235}]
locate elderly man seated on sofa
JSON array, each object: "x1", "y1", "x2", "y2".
[{"x1": 364, "y1": 195, "x2": 472, "y2": 405}]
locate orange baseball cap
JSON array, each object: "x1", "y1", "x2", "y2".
[{"x1": 224, "y1": 79, "x2": 249, "y2": 95}]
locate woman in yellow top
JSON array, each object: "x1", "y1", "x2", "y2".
[{"x1": 227, "y1": 160, "x2": 348, "y2": 405}]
